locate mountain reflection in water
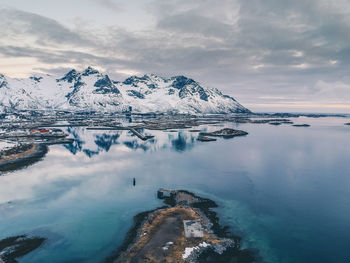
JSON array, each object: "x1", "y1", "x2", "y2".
[
  {"x1": 63, "y1": 127, "x2": 198, "y2": 157},
  {"x1": 1, "y1": 117, "x2": 350, "y2": 263}
]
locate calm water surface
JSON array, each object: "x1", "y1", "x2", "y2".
[{"x1": 1, "y1": 116, "x2": 350, "y2": 263}]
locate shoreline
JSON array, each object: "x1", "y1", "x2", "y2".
[
  {"x1": 106, "y1": 189, "x2": 259, "y2": 263},
  {"x1": 0, "y1": 143, "x2": 48, "y2": 173},
  {"x1": 0, "y1": 235, "x2": 46, "y2": 263}
]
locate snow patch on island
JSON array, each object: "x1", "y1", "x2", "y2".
[{"x1": 182, "y1": 242, "x2": 210, "y2": 261}]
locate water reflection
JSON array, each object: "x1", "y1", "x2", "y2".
[
  {"x1": 171, "y1": 132, "x2": 195, "y2": 152},
  {"x1": 63, "y1": 127, "x2": 199, "y2": 157},
  {"x1": 2, "y1": 117, "x2": 350, "y2": 263},
  {"x1": 64, "y1": 128, "x2": 121, "y2": 157},
  {"x1": 0, "y1": 127, "x2": 203, "y2": 176}
]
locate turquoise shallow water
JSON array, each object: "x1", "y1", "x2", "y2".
[{"x1": 1, "y1": 116, "x2": 350, "y2": 263}]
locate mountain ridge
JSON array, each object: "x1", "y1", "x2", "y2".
[{"x1": 0, "y1": 67, "x2": 250, "y2": 114}]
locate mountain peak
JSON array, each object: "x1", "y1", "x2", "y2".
[
  {"x1": 171, "y1": 75, "x2": 198, "y2": 90},
  {"x1": 93, "y1": 75, "x2": 120, "y2": 95},
  {"x1": 58, "y1": 69, "x2": 79, "y2": 83},
  {"x1": 82, "y1": 66, "x2": 100, "y2": 76}
]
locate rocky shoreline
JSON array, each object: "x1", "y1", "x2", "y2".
[
  {"x1": 0, "y1": 235, "x2": 46, "y2": 263},
  {"x1": 0, "y1": 144, "x2": 48, "y2": 173},
  {"x1": 106, "y1": 189, "x2": 258, "y2": 263}
]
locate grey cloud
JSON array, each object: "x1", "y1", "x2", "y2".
[
  {"x1": 95, "y1": 0, "x2": 123, "y2": 12},
  {"x1": 0, "y1": 46, "x2": 99, "y2": 64},
  {"x1": 157, "y1": 12, "x2": 235, "y2": 39},
  {"x1": 0, "y1": 9, "x2": 90, "y2": 47},
  {"x1": 1, "y1": 1, "x2": 350, "y2": 111}
]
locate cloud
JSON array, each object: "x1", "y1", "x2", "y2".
[
  {"x1": 0, "y1": 9, "x2": 89, "y2": 47},
  {"x1": 95, "y1": 0, "x2": 123, "y2": 12},
  {"x1": 0, "y1": 0, "x2": 350, "y2": 112},
  {"x1": 157, "y1": 12, "x2": 236, "y2": 39}
]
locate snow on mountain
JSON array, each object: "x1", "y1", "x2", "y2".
[{"x1": 0, "y1": 67, "x2": 250, "y2": 114}]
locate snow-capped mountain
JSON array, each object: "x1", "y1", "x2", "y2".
[{"x1": 0, "y1": 67, "x2": 250, "y2": 114}]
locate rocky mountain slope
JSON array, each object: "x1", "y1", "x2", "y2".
[{"x1": 0, "y1": 67, "x2": 250, "y2": 114}]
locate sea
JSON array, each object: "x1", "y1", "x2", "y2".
[{"x1": 0, "y1": 116, "x2": 350, "y2": 263}]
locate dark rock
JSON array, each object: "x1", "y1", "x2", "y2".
[
  {"x1": 0, "y1": 76, "x2": 8, "y2": 89},
  {"x1": 292, "y1": 124, "x2": 310, "y2": 127},
  {"x1": 65, "y1": 79, "x2": 85, "y2": 103},
  {"x1": 147, "y1": 84, "x2": 157, "y2": 89},
  {"x1": 123, "y1": 75, "x2": 153, "y2": 87},
  {"x1": 171, "y1": 76, "x2": 209, "y2": 101},
  {"x1": 29, "y1": 76, "x2": 43, "y2": 82},
  {"x1": 122, "y1": 76, "x2": 138, "y2": 85},
  {"x1": 171, "y1": 76, "x2": 197, "y2": 90},
  {"x1": 127, "y1": 90, "x2": 145, "y2": 99},
  {"x1": 93, "y1": 75, "x2": 120, "y2": 94},
  {"x1": 0, "y1": 235, "x2": 46, "y2": 263},
  {"x1": 269, "y1": 122, "x2": 282, "y2": 126},
  {"x1": 58, "y1": 69, "x2": 78, "y2": 83},
  {"x1": 200, "y1": 128, "x2": 248, "y2": 138},
  {"x1": 82, "y1": 66, "x2": 99, "y2": 76}
]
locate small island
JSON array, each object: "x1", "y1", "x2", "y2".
[
  {"x1": 199, "y1": 128, "x2": 248, "y2": 139},
  {"x1": 106, "y1": 189, "x2": 257, "y2": 263},
  {"x1": 292, "y1": 124, "x2": 311, "y2": 127}
]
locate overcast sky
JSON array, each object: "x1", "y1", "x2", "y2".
[{"x1": 0, "y1": 0, "x2": 350, "y2": 113}]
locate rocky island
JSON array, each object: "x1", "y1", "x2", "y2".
[
  {"x1": 292, "y1": 124, "x2": 311, "y2": 127},
  {"x1": 200, "y1": 128, "x2": 248, "y2": 138},
  {"x1": 106, "y1": 189, "x2": 257, "y2": 263}
]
